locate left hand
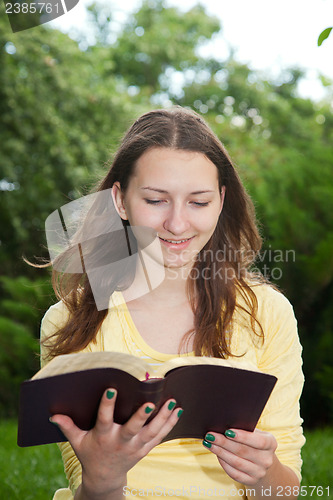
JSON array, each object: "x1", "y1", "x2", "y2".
[{"x1": 203, "y1": 428, "x2": 277, "y2": 486}]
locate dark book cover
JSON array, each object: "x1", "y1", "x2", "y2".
[{"x1": 17, "y1": 364, "x2": 277, "y2": 447}]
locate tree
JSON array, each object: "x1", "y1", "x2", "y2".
[
  {"x1": 110, "y1": 0, "x2": 220, "y2": 93},
  {"x1": 0, "y1": 11, "x2": 135, "y2": 276}
]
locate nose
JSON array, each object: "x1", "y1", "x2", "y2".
[{"x1": 163, "y1": 205, "x2": 191, "y2": 235}]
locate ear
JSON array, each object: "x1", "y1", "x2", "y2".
[
  {"x1": 220, "y1": 186, "x2": 226, "y2": 214},
  {"x1": 111, "y1": 182, "x2": 128, "y2": 220}
]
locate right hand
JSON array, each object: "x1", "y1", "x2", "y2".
[{"x1": 50, "y1": 389, "x2": 183, "y2": 497}]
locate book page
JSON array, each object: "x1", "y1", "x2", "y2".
[
  {"x1": 32, "y1": 351, "x2": 150, "y2": 381},
  {"x1": 157, "y1": 355, "x2": 261, "y2": 377}
]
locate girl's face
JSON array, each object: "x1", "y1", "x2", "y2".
[{"x1": 112, "y1": 147, "x2": 225, "y2": 270}]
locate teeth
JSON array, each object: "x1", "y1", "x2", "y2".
[{"x1": 160, "y1": 238, "x2": 190, "y2": 244}]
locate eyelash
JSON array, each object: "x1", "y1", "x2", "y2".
[
  {"x1": 144, "y1": 199, "x2": 209, "y2": 207},
  {"x1": 192, "y1": 202, "x2": 209, "y2": 207}
]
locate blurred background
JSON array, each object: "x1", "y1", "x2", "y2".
[{"x1": 0, "y1": 0, "x2": 332, "y2": 497}]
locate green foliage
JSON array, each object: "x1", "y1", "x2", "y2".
[
  {"x1": 0, "y1": 9, "x2": 135, "y2": 276},
  {"x1": 0, "y1": 316, "x2": 38, "y2": 417},
  {"x1": 0, "y1": 276, "x2": 54, "y2": 417},
  {"x1": 315, "y1": 365, "x2": 333, "y2": 419},
  {"x1": 111, "y1": 0, "x2": 220, "y2": 92}
]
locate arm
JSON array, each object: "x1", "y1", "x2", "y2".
[
  {"x1": 203, "y1": 287, "x2": 305, "y2": 498},
  {"x1": 50, "y1": 389, "x2": 182, "y2": 500}
]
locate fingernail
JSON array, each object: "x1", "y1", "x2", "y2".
[
  {"x1": 225, "y1": 429, "x2": 236, "y2": 438},
  {"x1": 205, "y1": 433, "x2": 215, "y2": 442},
  {"x1": 177, "y1": 409, "x2": 183, "y2": 418},
  {"x1": 168, "y1": 401, "x2": 176, "y2": 411},
  {"x1": 49, "y1": 417, "x2": 59, "y2": 427},
  {"x1": 202, "y1": 440, "x2": 212, "y2": 449},
  {"x1": 145, "y1": 406, "x2": 153, "y2": 414},
  {"x1": 106, "y1": 390, "x2": 115, "y2": 400}
]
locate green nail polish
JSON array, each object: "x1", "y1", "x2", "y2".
[
  {"x1": 145, "y1": 406, "x2": 153, "y2": 414},
  {"x1": 177, "y1": 409, "x2": 183, "y2": 418},
  {"x1": 168, "y1": 401, "x2": 176, "y2": 411},
  {"x1": 205, "y1": 433, "x2": 215, "y2": 442},
  {"x1": 225, "y1": 429, "x2": 236, "y2": 438},
  {"x1": 106, "y1": 390, "x2": 115, "y2": 400},
  {"x1": 203, "y1": 440, "x2": 212, "y2": 449},
  {"x1": 49, "y1": 417, "x2": 59, "y2": 427}
]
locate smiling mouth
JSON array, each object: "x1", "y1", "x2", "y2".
[{"x1": 158, "y1": 236, "x2": 194, "y2": 244}]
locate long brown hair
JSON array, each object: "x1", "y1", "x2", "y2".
[{"x1": 43, "y1": 107, "x2": 268, "y2": 359}]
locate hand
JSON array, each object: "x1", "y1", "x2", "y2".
[
  {"x1": 202, "y1": 428, "x2": 277, "y2": 486},
  {"x1": 50, "y1": 389, "x2": 183, "y2": 497}
]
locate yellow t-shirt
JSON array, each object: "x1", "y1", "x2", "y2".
[{"x1": 40, "y1": 284, "x2": 305, "y2": 500}]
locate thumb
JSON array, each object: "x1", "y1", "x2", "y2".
[{"x1": 49, "y1": 414, "x2": 85, "y2": 448}]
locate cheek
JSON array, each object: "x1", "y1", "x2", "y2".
[
  {"x1": 194, "y1": 208, "x2": 221, "y2": 233},
  {"x1": 129, "y1": 204, "x2": 164, "y2": 228}
]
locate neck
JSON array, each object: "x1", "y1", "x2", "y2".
[{"x1": 122, "y1": 256, "x2": 193, "y2": 307}]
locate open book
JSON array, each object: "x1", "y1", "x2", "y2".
[{"x1": 17, "y1": 351, "x2": 277, "y2": 447}]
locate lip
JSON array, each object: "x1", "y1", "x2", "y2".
[{"x1": 158, "y1": 236, "x2": 194, "y2": 250}]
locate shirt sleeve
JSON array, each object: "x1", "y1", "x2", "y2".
[
  {"x1": 40, "y1": 301, "x2": 70, "y2": 367},
  {"x1": 255, "y1": 286, "x2": 305, "y2": 482},
  {"x1": 40, "y1": 303, "x2": 82, "y2": 498}
]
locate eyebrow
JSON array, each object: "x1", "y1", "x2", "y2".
[{"x1": 140, "y1": 187, "x2": 215, "y2": 195}]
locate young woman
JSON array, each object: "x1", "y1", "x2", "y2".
[{"x1": 41, "y1": 107, "x2": 305, "y2": 500}]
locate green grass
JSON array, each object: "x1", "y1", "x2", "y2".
[
  {"x1": 301, "y1": 427, "x2": 333, "y2": 496},
  {"x1": 0, "y1": 420, "x2": 332, "y2": 499},
  {"x1": 0, "y1": 420, "x2": 67, "y2": 499}
]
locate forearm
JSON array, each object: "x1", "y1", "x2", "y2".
[
  {"x1": 74, "y1": 475, "x2": 126, "y2": 500},
  {"x1": 253, "y1": 454, "x2": 299, "y2": 499}
]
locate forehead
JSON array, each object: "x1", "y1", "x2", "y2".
[{"x1": 131, "y1": 147, "x2": 219, "y2": 189}]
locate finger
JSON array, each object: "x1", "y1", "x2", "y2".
[
  {"x1": 49, "y1": 414, "x2": 84, "y2": 449},
  {"x1": 119, "y1": 402, "x2": 156, "y2": 441},
  {"x1": 217, "y1": 455, "x2": 258, "y2": 486},
  {"x1": 203, "y1": 431, "x2": 275, "y2": 482},
  {"x1": 203, "y1": 432, "x2": 252, "y2": 460},
  {"x1": 204, "y1": 429, "x2": 276, "y2": 456},
  {"x1": 223, "y1": 428, "x2": 276, "y2": 451},
  {"x1": 94, "y1": 388, "x2": 118, "y2": 435},
  {"x1": 203, "y1": 438, "x2": 262, "y2": 482},
  {"x1": 139, "y1": 400, "x2": 183, "y2": 445}
]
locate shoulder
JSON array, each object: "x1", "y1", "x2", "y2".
[
  {"x1": 40, "y1": 301, "x2": 71, "y2": 368},
  {"x1": 234, "y1": 282, "x2": 299, "y2": 354},
  {"x1": 250, "y1": 283, "x2": 295, "y2": 319},
  {"x1": 246, "y1": 284, "x2": 301, "y2": 365},
  {"x1": 40, "y1": 300, "x2": 71, "y2": 341},
  {"x1": 236, "y1": 281, "x2": 296, "y2": 324}
]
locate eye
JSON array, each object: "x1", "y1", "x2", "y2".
[
  {"x1": 144, "y1": 199, "x2": 164, "y2": 205},
  {"x1": 191, "y1": 201, "x2": 210, "y2": 207}
]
